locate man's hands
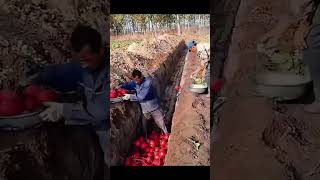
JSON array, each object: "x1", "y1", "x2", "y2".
[
  {"x1": 40, "y1": 102, "x2": 64, "y2": 122},
  {"x1": 122, "y1": 94, "x2": 131, "y2": 101},
  {"x1": 294, "y1": 21, "x2": 310, "y2": 50}
]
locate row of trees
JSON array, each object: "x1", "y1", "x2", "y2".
[{"x1": 110, "y1": 14, "x2": 210, "y2": 36}]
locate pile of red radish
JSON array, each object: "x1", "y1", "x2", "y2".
[
  {"x1": 110, "y1": 88, "x2": 129, "y2": 99},
  {"x1": 125, "y1": 131, "x2": 170, "y2": 166},
  {"x1": 0, "y1": 85, "x2": 58, "y2": 116}
]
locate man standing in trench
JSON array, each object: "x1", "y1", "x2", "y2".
[
  {"x1": 120, "y1": 69, "x2": 168, "y2": 136},
  {"x1": 29, "y1": 25, "x2": 109, "y2": 167},
  {"x1": 294, "y1": 2, "x2": 320, "y2": 113}
]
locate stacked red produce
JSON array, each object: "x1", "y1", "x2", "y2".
[
  {"x1": 125, "y1": 131, "x2": 170, "y2": 166},
  {"x1": 0, "y1": 85, "x2": 58, "y2": 116},
  {"x1": 110, "y1": 88, "x2": 129, "y2": 98}
]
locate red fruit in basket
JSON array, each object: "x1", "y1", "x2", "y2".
[
  {"x1": 25, "y1": 96, "x2": 41, "y2": 111},
  {"x1": 37, "y1": 89, "x2": 57, "y2": 103},
  {"x1": 134, "y1": 140, "x2": 141, "y2": 148},
  {"x1": 24, "y1": 85, "x2": 43, "y2": 97},
  {"x1": 154, "y1": 147, "x2": 160, "y2": 152},
  {"x1": 140, "y1": 142, "x2": 148, "y2": 150},
  {"x1": 0, "y1": 98, "x2": 24, "y2": 116},
  {"x1": 110, "y1": 90, "x2": 118, "y2": 98},
  {"x1": 148, "y1": 140, "x2": 156, "y2": 148}
]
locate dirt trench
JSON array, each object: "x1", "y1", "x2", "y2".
[
  {"x1": 165, "y1": 46, "x2": 211, "y2": 166},
  {"x1": 110, "y1": 40, "x2": 187, "y2": 165}
]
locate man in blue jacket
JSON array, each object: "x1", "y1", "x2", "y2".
[
  {"x1": 121, "y1": 70, "x2": 168, "y2": 136},
  {"x1": 187, "y1": 40, "x2": 197, "y2": 52},
  {"x1": 31, "y1": 25, "x2": 109, "y2": 166}
]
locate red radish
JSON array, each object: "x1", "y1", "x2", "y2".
[
  {"x1": 145, "y1": 147, "x2": 153, "y2": 153},
  {"x1": 116, "y1": 90, "x2": 123, "y2": 96},
  {"x1": 140, "y1": 142, "x2": 148, "y2": 150},
  {"x1": 37, "y1": 89, "x2": 57, "y2": 103},
  {"x1": 24, "y1": 85, "x2": 43, "y2": 97},
  {"x1": 148, "y1": 140, "x2": 156, "y2": 148},
  {"x1": 24, "y1": 96, "x2": 41, "y2": 111},
  {"x1": 154, "y1": 147, "x2": 160, "y2": 152},
  {"x1": 145, "y1": 156, "x2": 153, "y2": 164},
  {"x1": 147, "y1": 152, "x2": 154, "y2": 157},
  {"x1": 134, "y1": 140, "x2": 141, "y2": 148},
  {"x1": 153, "y1": 159, "x2": 161, "y2": 166},
  {"x1": 163, "y1": 142, "x2": 168, "y2": 149},
  {"x1": 154, "y1": 151, "x2": 159, "y2": 156},
  {"x1": 142, "y1": 153, "x2": 148, "y2": 158},
  {"x1": 0, "y1": 89, "x2": 17, "y2": 100},
  {"x1": 0, "y1": 99, "x2": 25, "y2": 116},
  {"x1": 159, "y1": 150, "x2": 166, "y2": 159},
  {"x1": 160, "y1": 140, "x2": 166, "y2": 147},
  {"x1": 118, "y1": 88, "x2": 128, "y2": 95},
  {"x1": 161, "y1": 133, "x2": 170, "y2": 141},
  {"x1": 154, "y1": 155, "x2": 160, "y2": 160},
  {"x1": 110, "y1": 90, "x2": 118, "y2": 98}
]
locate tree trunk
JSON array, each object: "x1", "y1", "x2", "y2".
[{"x1": 176, "y1": 14, "x2": 181, "y2": 35}]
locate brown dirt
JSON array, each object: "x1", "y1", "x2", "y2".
[
  {"x1": 0, "y1": 0, "x2": 108, "y2": 89},
  {"x1": 212, "y1": 0, "x2": 320, "y2": 179},
  {"x1": 165, "y1": 52, "x2": 210, "y2": 166},
  {"x1": 110, "y1": 34, "x2": 182, "y2": 88},
  {"x1": 0, "y1": 124, "x2": 105, "y2": 180}
]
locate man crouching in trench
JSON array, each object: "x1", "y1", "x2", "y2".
[{"x1": 29, "y1": 25, "x2": 109, "y2": 177}]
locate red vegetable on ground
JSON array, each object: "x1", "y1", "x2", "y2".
[{"x1": 125, "y1": 131, "x2": 170, "y2": 166}]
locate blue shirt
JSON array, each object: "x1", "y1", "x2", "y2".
[
  {"x1": 33, "y1": 51, "x2": 108, "y2": 130},
  {"x1": 121, "y1": 77, "x2": 160, "y2": 113},
  {"x1": 187, "y1": 40, "x2": 197, "y2": 49}
]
